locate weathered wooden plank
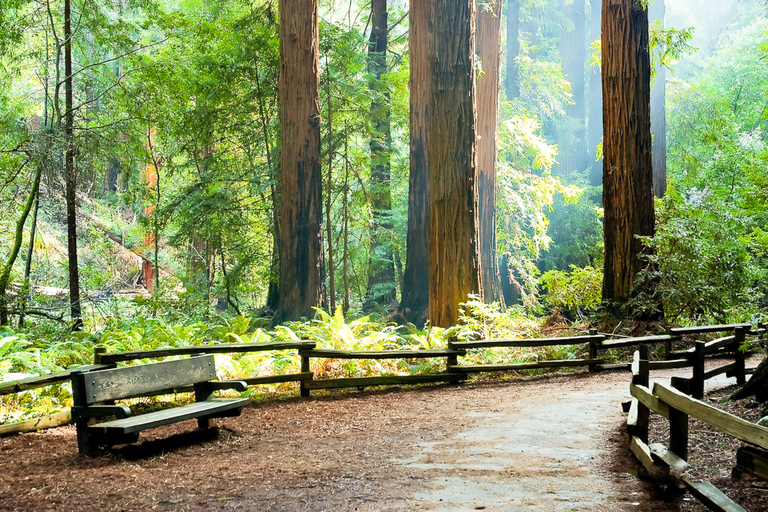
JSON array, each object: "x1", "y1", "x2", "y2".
[
  {"x1": 680, "y1": 478, "x2": 747, "y2": 512},
  {"x1": 97, "y1": 341, "x2": 316, "y2": 364},
  {"x1": 302, "y1": 373, "x2": 464, "y2": 390},
  {"x1": 734, "y1": 446, "x2": 768, "y2": 483},
  {"x1": 627, "y1": 399, "x2": 639, "y2": 428},
  {"x1": 670, "y1": 323, "x2": 751, "y2": 335},
  {"x1": 0, "y1": 365, "x2": 112, "y2": 396},
  {"x1": 629, "y1": 435, "x2": 656, "y2": 474},
  {"x1": 89, "y1": 398, "x2": 248, "y2": 435},
  {"x1": 301, "y1": 349, "x2": 465, "y2": 360},
  {"x1": 648, "y1": 359, "x2": 691, "y2": 370},
  {"x1": 630, "y1": 383, "x2": 670, "y2": 418},
  {"x1": 703, "y1": 335, "x2": 736, "y2": 354},
  {"x1": 449, "y1": 358, "x2": 606, "y2": 373},
  {"x1": 80, "y1": 355, "x2": 217, "y2": 404},
  {"x1": 704, "y1": 363, "x2": 736, "y2": 381},
  {"x1": 595, "y1": 363, "x2": 631, "y2": 371},
  {"x1": 648, "y1": 443, "x2": 690, "y2": 472},
  {"x1": 653, "y1": 382, "x2": 768, "y2": 450},
  {"x1": 448, "y1": 335, "x2": 604, "y2": 349},
  {"x1": 602, "y1": 335, "x2": 680, "y2": 349},
  {"x1": 243, "y1": 372, "x2": 314, "y2": 385},
  {"x1": 0, "y1": 410, "x2": 72, "y2": 436}
]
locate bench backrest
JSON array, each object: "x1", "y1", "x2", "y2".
[{"x1": 73, "y1": 355, "x2": 216, "y2": 405}]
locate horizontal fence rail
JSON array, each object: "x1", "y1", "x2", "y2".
[{"x1": 1, "y1": 323, "x2": 763, "y2": 436}]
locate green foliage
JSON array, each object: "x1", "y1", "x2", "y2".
[
  {"x1": 642, "y1": 189, "x2": 765, "y2": 324},
  {"x1": 658, "y1": 13, "x2": 768, "y2": 324},
  {"x1": 496, "y1": 114, "x2": 588, "y2": 304},
  {"x1": 649, "y1": 21, "x2": 696, "y2": 81},
  {"x1": 541, "y1": 266, "x2": 603, "y2": 317}
]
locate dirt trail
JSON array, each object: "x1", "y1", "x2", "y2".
[
  {"x1": 0, "y1": 371, "x2": 699, "y2": 511},
  {"x1": 400, "y1": 384, "x2": 639, "y2": 510}
]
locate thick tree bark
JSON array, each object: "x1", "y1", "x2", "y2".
[
  {"x1": 273, "y1": 0, "x2": 324, "y2": 324},
  {"x1": 397, "y1": 0, "x2": 430, "y2": 326},
  {"x1": 64, "y1": 0, "x2": 83, "y2": 330},
  {"x1": 601, "y1": 0, "x2": 655, "y2": 305},
  {"x1": 505, "y1": 0, "x2": 520, "y2": 99},
  {"x1": 560, "y1": 0, "x2": 588, "y2": 174},
  {"x1": 588, "y1": 0, "x2": 603, "y2": 191},
  {"x1": 476, "y1": 0, "x2": 504, "y2": 307},
  {"x1": 649, "y1": 0, "x2": 667, "y2": 198},
  {"x1": 365, "y1": 0, "x2": 396, "y2": 310},
  {"x1": 428, "y1": 0, "x2": 481, "y2": 327}
]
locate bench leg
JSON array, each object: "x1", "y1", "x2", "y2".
[
  {"x1": 76, "y1": 421, "x2": 94, "y2": 455},
  {"x1": 198, "y1": 417, "x2": 214, "y2": 429}
]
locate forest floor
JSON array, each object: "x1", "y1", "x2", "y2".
[{"x1": 0, "y1": 357, "x2": 766, "y2": 511}]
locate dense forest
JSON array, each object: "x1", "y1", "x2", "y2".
[{"x1": 1, "y1": 0, "x2": 767, "y2": 418}]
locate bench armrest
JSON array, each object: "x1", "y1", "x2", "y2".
[
  {"x1": 72, "y1": 405, "x2": 132, "y2": 421},
  {"x1": 208, "y1": 380, "x2": 248, "y2": 393},
  {"x1": 194, "y1": 380, "x2": 248, "y2": 401}
]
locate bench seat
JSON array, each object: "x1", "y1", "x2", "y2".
[
  {"x1": 88, "y1": 397, "x2": 249, "y2": 436},
  {"x1": 71, "y1": 355, "x2": 249, "y2": 454}
]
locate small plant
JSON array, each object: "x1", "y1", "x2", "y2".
[{"x1": 540, "y1": 265, "x2": 603, "y2": 319}]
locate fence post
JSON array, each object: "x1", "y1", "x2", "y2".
[
  {"x1": 588, "y1": 328, "x2": 598, "y2": 373},
  {"x1": 93, "y1": 346, "x2": 107, "y2": 365},
  {"x1": 733, "y1": 326, "x2": 746, "y2": 386},
  {"x1": 669, "y1": 376, "x2": 689, "y2": 461},
  {"x1": 299, "y1": 350, "x2": 311, "y2": 398},
  {"x1": 632, "y1": 346, "x2": 650, "y2": 444},
  {"x1": 447, "y1": 337, "x2": 462, "y2": 384},
  {"x1": 691, "y1": 341, "x2": 705, "y2": 399}
]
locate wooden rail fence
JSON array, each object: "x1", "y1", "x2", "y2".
[
  {"x1": 626, "y1": 347, "x2": 768, "y2": 512},
  {"x1": 0, "y1": 323, "x2": 762, "y2": 435}
]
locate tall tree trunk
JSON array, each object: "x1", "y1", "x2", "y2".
[
  {"x1": 365, "y1": 0, "x2": 396, "y2": 311},
  {"x1": 506, "y1": 0, "x2": 520, "y2": 99},
  {"x1": 0, "y1": 169, "x2": 42, "y2": 325},
  {"x1": 588, "y1": 0, "x2": 603, "y2": 191},
  {"x1": 397, "y1": 0, "x2": 431, "y2": 326},
  {"x1": 560, "y1": 0, "x2": 588, "y2": 174},
  {"x1": 428, "y1": 0, "x2": 481, "y2": 327},
  {"x1": 476, "y1": 0, "x2": 504, "y2": 306},
  {"x1": 649, "y1": 0, "x2": 666, "y2": 198},
  {"x1": 273, "y1": 0, "x2": 324, "y2": 324},
  {"x1": 18, "y1": 181, "x2": 41, "y2": 327},
  {"x1": 601, "y1": 0, "x2": 655, "y2": 306},
  {"x1": 343, "y1": 121, "x2": 351, "y2": 315},
  {"x1": 64, "y1": 0, "x2": 83, "y2": 330},
  {"x1": 325, "y1": 55, "x2": 336, "y2": 313}
]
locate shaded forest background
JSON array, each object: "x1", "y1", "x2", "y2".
[{"x1": 1, "y1": 0, "x2": 768, "y2": 420}]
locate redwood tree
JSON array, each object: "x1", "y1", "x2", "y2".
[
  {"x1": 428, "y1": 0, "x2": 481, "y2": 327},
  {"x1": 397, "y1": 0, "x2": 430, "y2": 326},
  {"x1": 273, "y1": 0, "x2": 324, "y2": 324},
  {"x1": 560, "y1": 0, "x2": 588, "y2": 174},
  {"x1": 476, "y1": 0, "x2": 504, "y2": 306},
  {"x1": 601, "y1": 0, "x2": 655, "y2": 305}
]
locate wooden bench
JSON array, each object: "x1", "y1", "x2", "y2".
[{"x1": 71, "y1": 355, "x2": 248, "y2": 455}]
